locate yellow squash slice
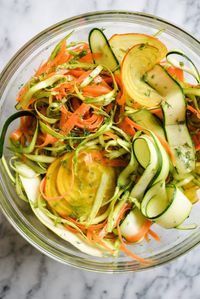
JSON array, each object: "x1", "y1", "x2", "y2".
[
  {"x1": 56, "y1": 151, "x2": 117, "y2": 220},
  {"x1": 45, "y1": 155, "x2": 72, "y2": 217},
  {"x1": 109, "y1": 33, "x2": 167, "y2": 63},
  {"x1": 121, "y1": 44, "x2": 163, "y2": 108}
]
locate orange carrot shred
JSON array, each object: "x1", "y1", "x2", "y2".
[
  {"x1": 104, "y1": 102, "x2": 114, "y2": 114},
  {"x1": 195, "y1": 144, "x2": 200, "y2": 151},
  {"x1": 150, "y1": 108, "x2": 163, "y2": 119},
  {"x1": 118, "y1": 117, "x2": 136, "y2": 137},
  {"x1": 148, "y1": 229, "x2": 161, "y2": 242},
  {"x1": 64, "y1": 224, "x2": 79, "y2": 234},
  {"x1": 16, "y1": 86, "x2": 28, "y2": 102},
  {"x1": 192, "y1": 135, "x2": 199, "y2": 146},
  {"x1": 35, "y1": 39, "x2": 71, "y2": 76},
  {"x1": 69, "y1": 69, "x2": 86, "y2": 77},
  {"x1": 76, "y1": 70, "x2": 92, "y2": 84},
  {"x1": 114, "y1": 74, "x2": 126, "y2": 105},
  {"x1": 103, "y1": 131, "x2": 118, "y2": 140},
  {"x1": 156, "y1": 134, "x2": 176, "y2": 166},
  {"x1": 82, "y1": 84, "x2": 111, "y2": 97},
  {"x1": 86, "y1": 150, "x2": 128, "y2": 167},
  {"x1": 167, "y1": 67, "x2": 184, "y2": 81},
  {"x1": 37, "y1": 133, "x2": 58, "y2": 148},
  {"x1": 61, "y1": 103, "x2": 90, "y2": 134},
  {"x1": 124, "y1": 220, "x2": 152, "y2": 243},
  {"x1": 10, "y1": 128, "x2": 23, "y2": 142},
  {"x1": 79, "y1": 52, "x2": 102, "y2": 63},
  {"x1": 187, "y1": 105, "x2": 200, "y2": 119},
  {"x1": 76, "y1": 114, "x2": 104, "y2": 131},
  {"x1": 116, "y1": 217, "x2": 151, "y2": 264},
  {"x1": 119, "y1": 243, "x2": 150, "y2": 264}
]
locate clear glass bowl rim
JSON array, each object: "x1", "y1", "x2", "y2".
[{"x1": 0, "y1": 10, "x2": 200, "y2": 273}]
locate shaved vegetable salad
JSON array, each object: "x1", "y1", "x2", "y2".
[{"x1": 1, "y1": 28, "x2": 200, "y2": 263}]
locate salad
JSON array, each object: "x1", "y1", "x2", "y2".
[{"x1": 0, "y1": 28, "x2": 199, "y2": 263}]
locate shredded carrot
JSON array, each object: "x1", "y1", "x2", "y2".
[
  {"x1": 101, "y1": 75, "x2": 113, "y2": 84},
  {"x1": 124, "y1": 117, "x2": 144, "y2": 131},
  {"x1": 76, "y1": 70, "x2": 92, "y2": 84},
  {"x1": 70, "y1": 43, "x2": 89, "y2": 53},
  {"x1": 69, "y1": 69, "x2": 86, "y2": 77},
  {"x1": 119, "y1": 243, "x2": 151, "y2": 264},
  {"x1": 103, "y1": 131, "x2": 118, "y2": 140},
  {"x1": 64, "y1": 224, "x2": 79, "y2": 234},
  {"x1": 53, "y1": 82, "x2": 75, "y2": 100},
  {"x1": 156, "y1": 134, "x2": 176, "y2": 166},
  {"x1": 95, "y1": 76, "x2": 113, "y2": 89},
  {"x1": 87, "y1": 221, "x2": 107, "y2": 231},
  {"x1": 37, "y1": 133, "x2": 58, "y2": 148},
  {"x1": 150, "y1": 108, "x2": 163, "y2": 119},
  {"x1": 35, "y1": 61, "x2": 49, "y2": 77},
  {"x1": 54, "y1": 82, "x2": 74, "y2": 91},
  {"x1": 89, "y1": 150, "x2": 128, "y2": 167},
  {"x1": 60, "y1": 106, "x2": 72, "y2": 129},
  {"x1": 26, "y1": 97, "x2": 37, "y2": 109},
  {"x1": 16, "y1": 86, "x2": 28, "y2": 102},
  {"x1": 49, "y1": 40, "x2": 70, "y2": 67},
  {"x1": 35, "y1": 40, "x2": 71, "y2": 76},
  {"x1": 187, "y1": 105, "x2": 200, "y2": 119},
  {"x1": 86, "y1": 229, "x2": 93, "y2": 240},
  {"x1": 150, "y1": 108, "x2": 161, "y2": 114},
  {"x1": 66, "y1": 217, "x2": 86, "y2": 230},
  {"x1": 76, "y1": 114, "x2": 104, "y2": 131},
  {"x1": 124, "y1": 220, "x2": 152, "y2": 243},
  {"x1": 104, "y1": 102, "x2": 114, "y2": 114},
  {"x1": 192, "y1": 135, "x2": 199, "y2": 147},
  {"x1": 61, "y1": 103, "x2": 91, "y2": 134},
  {"x1": 167, "y1": 67, "x2": 184, "y2": 81},
  {"x1": 114, "y1": 74, "x2": 126, "y2": 105},
  {"x1": 148, "y1": 229, "x2": 161, "y2": 242},
  {"x1": 195, "y1": 144, "x2": 200, "y2": 151},
  {"x1": 118, "y1": 117, "x2": 136, "y2": 137},
  {"x1": 116, "y1": 217, "x2": 151, "y2": 264},
  {"x1": 82, "y1": 84, "x2": 111, "y2": 97},
  {"x1": 10, "y1": 128, "x2": 23, "y2": 142},
  {"x1": 68, "y1": 217, "x2": 107, "y2": 233},
  {"x1": 117, "y1": 92, "x2": 126, "y2": 105},
  {"x1": 43, "y1": 71, "x2": 57, "y2": 80},
  {"x1": 114, "y1": 74, "x2": 123, "y2": 90},
  {"x1": 79, "y1": 52, "x2": 102, "y2": 63},
  {"x1": 115, "y1": 204, "x2": 150, "y2": 264},
  {"x1": 116, "y1": 204, "x2": 132, "y2": 226},
  {"x1": 19, "y1": 115, "x2": 36, "y2": 140},
  {"x1": 60, "y1": 105, "x2": 71, "y2": 115}
]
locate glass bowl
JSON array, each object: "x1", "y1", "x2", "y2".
[{"x1": 0, "y1": 11, "x2": 200, "y2": 272}]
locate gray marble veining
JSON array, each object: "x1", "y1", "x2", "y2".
[{"x1": 0, "y1": 0, "x2": 200, "y2": 298}]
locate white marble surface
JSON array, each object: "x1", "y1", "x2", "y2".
[{"x1": 1, "y1": 0, "x2": 200, "y2": 298}]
